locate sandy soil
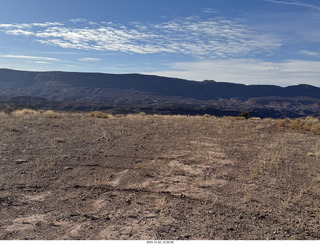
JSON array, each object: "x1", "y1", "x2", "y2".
[{"x1": 0, "y1": 112, "x2": 319, "y2": 240}]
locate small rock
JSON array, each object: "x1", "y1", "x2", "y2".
[
  {"x1": 179, "y1": 234, "x2": 191, "y2": 239},
  {"x1": 84, "y1": 214, "x2": 99, "y2": 220},
  {"x1": 307, "y1": 152, "x2": 314, "y2": 157},
  {"x1": 143, "y1": 214, "x2": 157, "y2": 219},
  {"x1": 49, "y1": 223, "x2": 59, "y2": 227},
  {"x1": 128, "y1": 215, "x2": 138, "y2": 219},
  {"x1": 15, "y1": 159, "x2": 28, "y2": 164}
]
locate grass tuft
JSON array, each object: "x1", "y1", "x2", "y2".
[
  {"x1": 43, "y1": 110, "x2": 61, "y2": 118},
  {"x1": 91, "y1": 111, "x2": 109, "y2": 118},
  {"x1": 11, "y1": 109, "x2": 39, "y2": 116},
  {"x1": 277, "y1": 116, "x2": 320, "y2": 135}
]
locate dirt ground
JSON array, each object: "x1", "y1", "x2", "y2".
[{"x1": 0, "y1": 111, "x2": 319, "y2": 240}]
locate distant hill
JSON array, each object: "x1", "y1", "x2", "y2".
[
  {"x1": 0, "y1": 68, "x2": 320, "y2": 100},
  {"x1": 0, "y1": 68, "x2": 320, "y2": 118}
]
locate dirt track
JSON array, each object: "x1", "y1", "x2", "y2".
[{"x1": 0, "y1": 112, "x2": 320, "y2": 240}]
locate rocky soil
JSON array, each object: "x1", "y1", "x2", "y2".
[{"x1": 0, "y1": 111, "x2": 319, "y2": 240}]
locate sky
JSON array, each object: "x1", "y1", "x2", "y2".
[{"x1": 0, "y1": 0, "x2": 319, "y2": 87}]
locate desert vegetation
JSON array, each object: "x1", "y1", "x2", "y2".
[
  {"x1": 276, "y1": 116, "x2": 320, "y2": 135},
  {"x1": 0, "y1": 109, "x2": 319, "y2": 240}
]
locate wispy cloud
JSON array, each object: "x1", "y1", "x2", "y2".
[
  {"x1": 264, "y1": 0, "x2": 320, "y2": 11},
  {"x1": 0, "y1": 18, "x2": 281, "y2": 58},
  {"x1": 70, "y1": 18, "x2": 88, "y2": 24},
  {"x1": 0, "y1": 22, "x2": 63, "y2": 29},
  {"x1": 0, "y1": 22, "x2": 63, "y2": 36},
  {"x1": 78, "y1": 57, "x2": 101, "y2": 61},
  {"x1": 147, "y1": 59, "x2": 320, "y2": 86},
  {"x1": 203, "y1": 8, "x2": 219, "y2": 14},
  {"x1": 0, "y1": 54, "x2": 58, "y2": 61},
  {"x1": 299, "y1": 49, "x2": 319, "y2": 57},
  {"x1": 4, "y1": 29, "x2": 34, "y2": 36},
  {"x1": 34, "y1": 61, "x2": 49, "y2": 64}
]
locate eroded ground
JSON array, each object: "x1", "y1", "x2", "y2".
[{"x1": 0, "y1": 112, "x2": 319, "y2": 240}]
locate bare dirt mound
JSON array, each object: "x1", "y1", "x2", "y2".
[{"x1": 0, "y1": 112, "x2": 319, "y2": 240}]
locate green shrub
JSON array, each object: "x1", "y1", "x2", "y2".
[{"x1": 238, "y1": 111, "x2": 249, "y2": 119}]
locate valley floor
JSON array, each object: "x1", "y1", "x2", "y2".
[{"x1": 0, "y1": 111, "x2": 319, "y2": 240}]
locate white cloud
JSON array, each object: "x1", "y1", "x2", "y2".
[
  {"x1": 264, "y1": 0, "x2": 320, "y2": 11},
  {"x1": 78, "y1": 57, "x2": 101, "y2": 61},
  {"x1": 0, "y1": 18, "x2": 282, "y2": 58},
  {"x1": 34, "y1": 61, "x2": 49, "y2": 64},
  {"x1": 299, "y1": 49, "x2": 319, "y2": 57},
  {"x1": 0, "y1": 24, "x2": 16, "y2": 28},
  {"x1": 0, "y1": 54, "x2": 58, "y2": 61},
  {"x1": 146, "y1": 59, "x2": 320, "y2": 86},
  {"x1": 203, "y1": 8, "x2": 219, "y2": 14},
  {"x1": 70, "y1": 18, "x2": 87, "y2": 24},
  {"x1": 4, "y1": 29, "x2": 34, "y2": 36},
  {"x1": 32, "y1": 22, "x2": 64, "y2": 27},
  {"x1": 0, "y1": 22, "x2": 63, "y2": 29}
]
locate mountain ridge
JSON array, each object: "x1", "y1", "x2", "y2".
[
  {"x1": 0, "y1": 68, "x2": 319, "y2": 100},
  {"x1": 1, "y1": 68, "x2": 320, "y2": 118}
]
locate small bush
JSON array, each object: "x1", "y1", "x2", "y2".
[
  {"x1": 289, "y1": 119, "x2": 304, "y2": 131},
  {"x1": 203, "y1": 114, "x2": 211, "y2": 118},
  {"x1": 113, "y1": 114, "x2": 126, "y2": 118},
  {"x1": 310, "y1": 124, "x2": 320, "y2": 135},
  {"x1": 43, "y1": 110, "x2": 61, "y2": 118},
  {"x1": 277, "y1": 116, "x2": 320, "y2": 135},
  {"x1": 238, "y1": 111, "x2": 250, "y2": 119},
  {"x1": 134, "y1": 162, "x2": 154, "y2": 177},
  {"x1": 137, "y1": 112, "x2": 146, "y2": 116},
  {"x1": 91, "y1": 111, "x2": 109, "y2": 118}
]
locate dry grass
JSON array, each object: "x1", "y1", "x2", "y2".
[
  {"x1": 93, "y1": 171, "x2": 110, "y2": 187},
  {"x1": 90, "y1": 111, "x2": 109, "y2": 118},
  {"x1": 134, "y1": 162, "x2": 155, "y2": 177},
  {"x1": 223, "y1": 116, "x2": 246, "y2": 120},
  {"x1": 137, "y1": 112, "x2": 146, "y2": 116},
  {"x1": 247, "y1": 131, "x2": 320, "y2": 224},
  {"x1": 43, "y1": 110, "x2": 62, "y2": 118},
  {"x1": 196, "y1": 178, "x2": 219, "y2": 188},
  {"x1": 154, "y1": 197, "x2": 168, "y2": 214},
  {"x1": 11, "y1": 109, "x2": 40, "y2": 116},
  {"x1": 310, "y1": 123, "x2": 320, "y2": 135},
  {"x1": 112, "y1": 114, "x2": 126, "y2": 118},
  {"x1": 277, "y1": 116, "x2": 320, "y2": 135}
]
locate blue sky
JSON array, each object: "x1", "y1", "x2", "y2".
[{"x1": 0, "y1": 0, "x2": 319, "y2": 86}]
